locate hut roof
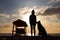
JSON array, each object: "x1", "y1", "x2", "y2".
[{"x1": 13, "y1": 19, "x2": 27, "y2": 27}]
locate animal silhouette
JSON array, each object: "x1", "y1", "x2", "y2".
[{"x1": 37, "y1": 21, "x2": 47, "y2": 37}]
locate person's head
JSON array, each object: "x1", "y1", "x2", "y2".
[
  {"x1": 31, "y1": 10, "x2": 35, "y2": 15},
  {"x1": 38, "y1": 21, "x2": 40, "y2": 23}
]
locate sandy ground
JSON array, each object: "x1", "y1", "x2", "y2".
[{"x1": 0, "y1": 35, "x2": 60, "y2": 40}]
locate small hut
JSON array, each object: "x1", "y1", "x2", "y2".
[{"x1": 12, "y1": 19, "x2": 27, "y2": 36}]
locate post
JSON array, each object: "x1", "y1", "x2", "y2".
[{"x1": 12, "y1": 23, "x2": 14, "y2": 37}]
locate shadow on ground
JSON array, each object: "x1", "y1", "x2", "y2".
[{"x1": 0, "y1": 35, "x2": 60, "y2": 40}]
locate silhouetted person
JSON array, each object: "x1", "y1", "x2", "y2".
[
  {"x1": 37, "y1": 21, "x2": 47, "y2": 37},
  {"x1": 29, "y1": 10, "x2": 36, "y2": 36}
]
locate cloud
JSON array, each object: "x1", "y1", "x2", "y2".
[
  {"x1": 0, "y1": 23, "x2": 11, "y2": 28},
  {"x1": 37, "y1": 1, "x2": 60, "y2": 16},
  {"x1": 42, "y1": 7, "x2": 60, "y2": 15},
  {"x1": 56, "y1": 14, "x2": 60, "y2": 19},
  {"x1": 49, "y1": 0, "x2": 60, "y2": 3},
  {"x1": 0, "y1": 14, "x2": 10, "y2": 23},
  {"x1": 19, "y1": 7, "x2": 28, "y2": 15},
  {"x1": 0, "y1": 13, "x2": 20, "y2": 24},
  {"x1": 18, "y1": 6, "x2": 37, "y2": 15},
  {"x1": 48, "y1": 0, "x2": 60, "y2": 4},
  {"x1": 39, "y1": 6, "x2": 50, "y2": 13},
  {"x1": 0, "y1": 14, "x2": 10, "y2": 18},
  {"x1": 49, "y1": 2, "x2": 60, "y2": 7},
  {"x1": 47, "y1": 0, "x2": 60, "y2": 7},
  {"x1": 36, "y1": 6, "x2": 51, "y2": 16}
]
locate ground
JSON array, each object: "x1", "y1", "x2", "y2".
[{"x1": 0, "y1": 35, "x2": 60, "y2": 40}]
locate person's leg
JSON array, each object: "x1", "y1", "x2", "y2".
[
  {"x1": 31, "y1": 25, "x2": 33, "y2": 36},
  {"x1": 34, "y1": 25, "x2": 36, "y2": 36}
]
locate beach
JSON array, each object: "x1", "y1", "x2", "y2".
[{"x1": 0, "y1": 33, "x2": 60, "y2": 40}]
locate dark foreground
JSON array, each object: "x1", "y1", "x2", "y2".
[{"x1": 0, "y1": 35, "x2": 60, "y2": 40}]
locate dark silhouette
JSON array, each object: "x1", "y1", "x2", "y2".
[
  {"x1": 12, "y1": 19, "x2": 27, "y2": 36},
  {"x1": 37, "y1": 21, "x2": 47, "y2": 37},
  {"x1": 29, "y1": 10, "x2": 36, "y2": 36}
]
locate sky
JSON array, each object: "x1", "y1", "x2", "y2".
[{"x1": 0, "y1": 0, "x2": 60, "y2": 34}]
